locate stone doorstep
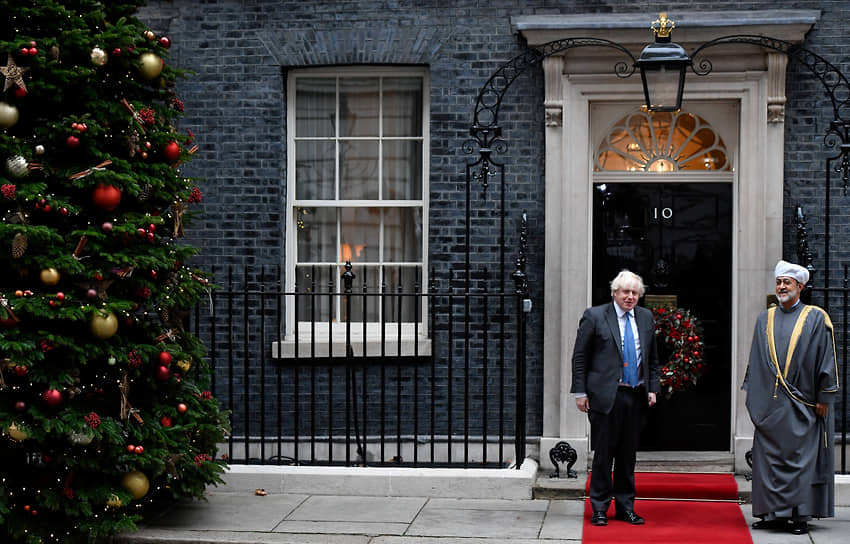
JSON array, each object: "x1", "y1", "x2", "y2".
[{"x1": 218, "y1": 458, "x2": 538, "y2": 499}]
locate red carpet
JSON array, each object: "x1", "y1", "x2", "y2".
[
  {"x1": 582, "y1": 473, "x2": 752, "y2": 543},
  {"x1": 583, "y1": 471, "x2": 739, "y2": 501}
]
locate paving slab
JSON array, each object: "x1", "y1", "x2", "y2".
[
  {"x1": 424, "y1": 498, "x2": 550, "y2": 512},
  {"x1": 114, "y1": 530, "x2": 371, "y2": 544},
  {"x1": 275, "y1": 520, "x2": 410, "y2": 535},
  {"x1": 144, "y1": 492, "x2": 307, "y2": 532},
  {"x1": 538, "y1": 499, "x2": 585, "y2": 540},
  {"x1": 372, "y1": 538, "x2": 577, "y2": 544},
  {"x1": 406, "y1": 501, "x2": 547, "y2": 539},
  {"x1": 286, "y1": 495, "x2": 427, "y2": 523},
  {"x1": 743, "y1": 505, "x2": 850, "y2": 544}
]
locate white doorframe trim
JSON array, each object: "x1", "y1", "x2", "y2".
[{"x1": 539, "y1": 65, "x2": 784, "y2": 475}]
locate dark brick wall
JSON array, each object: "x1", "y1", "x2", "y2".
[{"x1": 139, "y1": 1, "x2": 850, "y2": 440}]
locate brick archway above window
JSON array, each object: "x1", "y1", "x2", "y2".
[{"x1": 258, "y1": 27, "x2": 448, "y2": 66}]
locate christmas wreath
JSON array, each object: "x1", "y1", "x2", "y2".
[{"x1": 650, "y1": 306, "x2": 706, "y2": 395}]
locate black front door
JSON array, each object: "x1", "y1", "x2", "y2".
[{"x1": 592, "y1": 182, "x2": 732, "y2": 450}]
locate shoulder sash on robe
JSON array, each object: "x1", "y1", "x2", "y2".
[{"x1": 766, "y1": 305, "x2": 817, "y2": 407}]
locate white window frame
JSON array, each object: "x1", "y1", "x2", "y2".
[{"x1": 278, "y1": 66, "x2": 431, "y2": 358}]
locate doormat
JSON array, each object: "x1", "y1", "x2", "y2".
[{"x1": 582, "y1": 472, "x2": 751, "y2": 543}]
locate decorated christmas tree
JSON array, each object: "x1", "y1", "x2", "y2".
[{"x1": 0, "y1": 1, "x2": 229, "y2": 542}]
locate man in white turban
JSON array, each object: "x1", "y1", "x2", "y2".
[
  {"x1": 773, "y1": 259, "x2": 810, "y2": 285},
  {"x1": 743, "y1": 259, "x2": 838, "y2": 535}
]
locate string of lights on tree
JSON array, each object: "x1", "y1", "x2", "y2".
[{"x1": 0, "y1": 2, "x2": 228, "y2": 543}]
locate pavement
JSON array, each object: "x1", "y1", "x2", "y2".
[{"x1": 113, "y1": 464, "x2": 850, "y2": 544}]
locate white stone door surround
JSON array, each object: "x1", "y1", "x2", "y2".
[{"x1": 512, "y1": 10, "x2": 819, "y2": 473}]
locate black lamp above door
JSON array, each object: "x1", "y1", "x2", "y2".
[{"x1": 636, "y1": 13, "x2": 691, "y2": 112}]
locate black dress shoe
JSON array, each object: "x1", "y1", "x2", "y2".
[
  {"x1": 788, "y1": 521, "x2": 808, "y2": 535},
  {"x1": 615, "y1": 510, "x2": 645, "y2": 525},
  {"x1": 751, "y1": 518, "x2": 787, "y2": 530},
  {"x1": 591, "y1": 511, "x2": 608, "y2": 526}
]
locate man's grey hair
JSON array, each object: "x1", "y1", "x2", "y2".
[{"x1": 610, "y1": 269, "x2": 646, "y2": 297}]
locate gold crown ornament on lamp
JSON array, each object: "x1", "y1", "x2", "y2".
[{"x1": 651, "y1": 12, "x2": 675, "y2": 39}]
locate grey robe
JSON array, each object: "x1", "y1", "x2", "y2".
[{"x1": 743, "y1": 303, "x2": 839, "y2": 520}]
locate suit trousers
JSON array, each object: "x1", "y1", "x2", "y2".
[{"x1": 588, "y1": 385, "x2": 645, "y2": 513}]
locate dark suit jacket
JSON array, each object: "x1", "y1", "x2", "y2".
[{"x1": 570, "y1": 301, "x2": 661, "y2": 414}]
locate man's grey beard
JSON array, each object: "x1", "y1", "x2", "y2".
[{"x1": 777, "y1": 287, "x2": 799, "y2": 303}]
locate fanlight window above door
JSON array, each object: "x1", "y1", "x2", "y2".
[{"x1": 595, "y1": 110, "x2": 730, "y2": 172}]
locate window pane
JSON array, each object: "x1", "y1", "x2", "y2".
[
  {"x1": 383, "y1": 77, "x2": 422, "y2": 137},
  {"x1": 382, "y1": 266, "x2": 422, "y2": 322},
  {"x1": 343, "y1": 265, "x2": 380, "y2": 323},
  {"x1": 296, "y1": 78, "x2": 335, "y2": 137},
  {"x1": 384, "y1": 208, "x2": 422, "y2": 262},
  {"x1": 297, "y1": 207, "x2": 337, "y2": 262},
  {"x1": 295, "y1": 265, "x2": 334, "y2": 322},
  {"x1": 296, "y1": 141, "x2": 335, "y2": 199},
  {"x1": 340, "y1": 77, "x2": 378, "y2": 136},
  {"x1": 341, "y1": 207, "x2": 379, "y2": 263},
  {"x1": 340, "y1": 140, "x2": 378, "y2": 199},
  {"x1": 382, "y1": 140, "x2": 422, "y2": 200}
]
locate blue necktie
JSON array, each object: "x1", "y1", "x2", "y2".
[{"x1": 623, "y1": 312, "x2": 639, "y2": 386}]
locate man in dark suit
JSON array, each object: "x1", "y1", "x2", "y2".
[{"x1": 571, "y1": 269, "x2": 660, "y2": 527}]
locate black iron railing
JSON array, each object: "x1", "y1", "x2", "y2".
[
  {"x1": 190, "y1": 262, "x2": 530, "y2": 468},
  {"x1": 797, "y1": 207, "x2": 849, "y2": 474}
]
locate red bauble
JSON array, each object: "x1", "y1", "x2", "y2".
[
  {"x1": 43, "y1": 388, "x2": 63, "y2": 407},
  {"x1": 158, "y1": 36, "x2": 171, "y2": 49},
  {"x1": 127, "y1": 444, "x2": 136, "y2": 453},
  {"x1": 14, "y1": 87, "x2": 27, "y2": 98},
  {"x1": 134, "y1": 445, "x2": 144, "y2": 454},
  {"x1": 158, "y1": 351, "x2": 173, "y2": 365},
  {"x1": 162, "y1": 140, "x2": 180, "y2": 161},
  {"x1": 66, "y1": 135, "x2": 80, "y2": 148},
  {"x1": 15, "y1": 400, "x2": 26, "y2": 411},
  {"x1": 92, "y1": 184, "x2": 122, "y2": 210},
  {"x1": 177, "y1": 403, "x2": 188, "y2": 414},
  {"x1": 160, "y1": 415, "x2": 173, "y2": 427},
  {"x1": 155, "y1": 365, "x2": 171, "y2": 381},
  {"x1": 0, "y1": 316, "x2": 18, "y2": 329}
]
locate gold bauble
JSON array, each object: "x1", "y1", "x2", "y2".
[
  {"x1": 138, "y1": 52, "x2": 163, "y2": 80},
  {"x1": 176, "y1": 359, "x2": 192, "y2": 372},
  {"x1": 121, "y1": 470, "x2": 149, "y2": 500},
  {"x1": 40, "y1": 267, "x2": 61, "y2": 286},
  {"x1": 106, "y1": 494, "x2": 123, "y2": 508},
  {"x1": 8, "y1": 423, "x2": 28, "y2": 441},
  {"x1": 90, "y1": 47, "x2": 107, "y2": 66},
  {"x1": 0, "y1": 101, "x2": 19, "y2": 129},
  {"x1": 90, "y1": 311, "x2": 119, "y2": 339}
]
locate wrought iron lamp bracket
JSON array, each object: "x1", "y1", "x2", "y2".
[
  {"x1": 466, "y1": 38, "x2": 638, "y2": 190},
  {"x1": 692, "y1": 34, "x2": 850, "y2": 191}
]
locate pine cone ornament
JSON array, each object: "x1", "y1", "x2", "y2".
[{"x1": 11, "y1": 232, "x2": 27, "y2": 258}]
